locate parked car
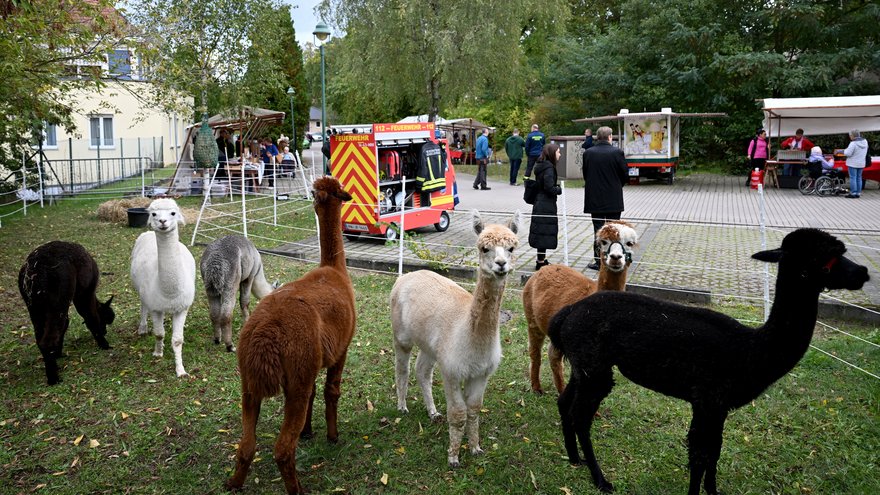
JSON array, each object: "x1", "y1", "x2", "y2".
[{"x1": 306, "y1": 132, "x2": 323, "y2": 143}]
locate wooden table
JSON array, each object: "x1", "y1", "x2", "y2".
[{"x1": 225, "y1": 164, "x2": 260, "y2": 193}]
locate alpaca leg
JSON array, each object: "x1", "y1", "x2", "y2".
[
  {"x1": 393, "y1": 342, "x2": 412, "y2": 413},
  {"x1": 415, "y1": 351, "x2": 441, "y2": 421},
  {"x1": 150, "y1": 311, "x2": 165, "y2": 357},
  {"x1": 464, "y1": 375, "x2": 490, "y2": 456},
  {"x1": 300, "y1": 385, "x2": 316, "y2": 440},
  {"x1": 558, "y1": 370, "x2": 614, "y2": 492},
  {"x1": 239, "y1": 279, "x2": 254, "y2": 321},
  {"x1": 275, "y1": 384, "x2": 312, "y2": 494},
  {"x1": 527, "y1": 327, "x2": 546, "y2": 394},
  {"x1": 548, "y1": 341, "x2": 566, "y2": 395},
  {"x1": 170, "y1": 310, "x2": 188, "y2": 377},
  {"x1": 442, "y1": 379, "x2": 467, "y2": 468},
  {"x1": 36, "y1": 315, "x2": 63, "y2": 385},
  {"x1": 323, "y1": 351, "x2": 348, "y2": 443},
  {"x1": 686, "y1": 407, "x2": 727, "y2": 495},
  {"x1": 217, "y1": 290, "x2": 236, "y2": 352},
  {"x1": 206, "y1": 293, "x2": 223, "y2": 344},
  {"x1": 226, "y1": 392, "x2": 262, "y2": 491},
  {"x1": 137, "y1": 304, "x2": 149, "y2": 335}
]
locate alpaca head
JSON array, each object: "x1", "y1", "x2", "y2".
[
  {"x1": 147, "y1": 198, "x2": 185, "y2": 233},
  {"x1": 472, "y1": 210, "x2": 521, "y2": 278},
  {"x1": 312, "y1": 177, "x2": 352, "y2": 208},
  {"x1": 752, "y1": 228, "x2": 869, "y2": 291},
  {"x1": 596, "y1": 221, "x2": 638, "y2": 273}
]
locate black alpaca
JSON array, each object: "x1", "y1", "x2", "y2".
[
  {"x1": 18, "y1": 241, "x2": 115, "y2": 385},
  {"x1": 549, "y1": 228, "x2": 869, "y2": 495}
]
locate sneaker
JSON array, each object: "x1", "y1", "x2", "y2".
[
  {"x1": 473, "y1": 185, "x2": 479, "y2": 190},
  {"x1": 586, "y1": 261, "x2": 600, "y2": 270},
  {"x1": 482, "y1": 187, "x2": 492, "y2": 191},
  {"x1": 845, "y1": 193, "x2": 858, "y2": 198},
  {"x1": 510, "y1": 183, "x2": 518, "y2": 186}
]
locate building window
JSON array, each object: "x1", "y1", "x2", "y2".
[
  {"x1": 90, "y1": 116, "x2": 115, "y2": 148},
  {"x1": 44, "y1": 123, "x2": 57, "y2": 148},
  {"x1": 108, "y1": 49, "x2": 132, "y2": 79}
]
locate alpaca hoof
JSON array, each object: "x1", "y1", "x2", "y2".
[
  {"x1": 152, "y1": 350, "x2": 163, "y2": 357},
  {"x1": 471, "y1": 446, "x2": 485, "y2": 456},
  {"x1": 532, "y1": 387, "x2": 545, "y2": 396},
  {"x1": 300, "y1": 430, "x2": 314, "y2": 440},
  {"x1": 326, "y1": 434, "x2": 338, "y2": 444},
  {"x1": 47, "y1": 376, "x2": 61, "y2": 386},
  {"x1": 224, "y1": 479, "x2": 243, "y2": 492},
  {"x1": 177, "y1": 371, "x2": 189, "y2": 378},
  {"x1": 448, "y1": 458, "x2": 460, "y2": 469},
  {"x1": 226, "y1": 344, "x2": 236, "y2": 353},
  {"x1": 213, "y1": 338, "x2": 221, "y2": 345},
  {"x1": 137, "y1": 326, "x2": 148, "y2": 336},
  {"x1": 430, "y1": 413, "x2": 444, "y2": 424},
  {"x1": 597, "y1": 480, "x2": 614, "y2": 493}
]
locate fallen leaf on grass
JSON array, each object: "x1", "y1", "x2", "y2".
[
  {"x1": 380, "y1": 473, "x2": 388, "y2": 485},
  {"x1": 560, "y1": 488, "x2": 572, "y2": 495},
  {"x1": 89, "y1": 439, "x2": 100, "y2": 448},
  {"x1": 52, "y1": 471, "x2": 66, "y2": 476},
  {"x1": 366, "y1": 400, "x2": 374, "y2": 412},
  {"x1": 73, "y1": 435, "x2": 84, "y2": 446},
  {"x1": 530, "y1": 470, "x2": 537, "y2": 490},
  {"x1": 120, "y1": 412, "x2": 129, "y2": 420},
  {"x1": 70, "y1": 457, "x2": 79, "y2": 468}
]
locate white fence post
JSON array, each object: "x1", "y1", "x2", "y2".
[
  {"x1": 22, "y1": 162, "x2": 27, "y2": 216},
  {"x1": 398, "y1": 175, "x2": 406, "y2": 277},
  {"x1": 241, "y1": 168, "x2": 247, "y2": 238},
  {"x1": 561, "y1": 180, "x2": 569, "y2": 266},
  {"x1": 759, "y1": 183, "x2": 770, "y2": 321},
  {"x1": 141, "y1": 161, "x2": 146, "y2": 197}
]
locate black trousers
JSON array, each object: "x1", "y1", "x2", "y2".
[
  {"x1": 524, "y1": 155, "x2": 540, "y2": 177},
  {"x1": 473, "y1": 158, "x2": 488, "y2": 189},
  {"x1": 590, "y1": 211, "x2": 622, "y2": 261}
]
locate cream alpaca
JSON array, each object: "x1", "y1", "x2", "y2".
[
  {"x1": 522, "y1": 221, "x2": 638, "y2": 394},
  {"x1": 130, "y1": 198, "x2": 196, "y2": 377},
  {"x1": 391, "y1": 210, "x2": 521, "y2": 467}
]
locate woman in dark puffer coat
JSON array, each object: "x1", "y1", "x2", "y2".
[{"x1": 528, "y1": 143, "x2": 562, "y2": 270}]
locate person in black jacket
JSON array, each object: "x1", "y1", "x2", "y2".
[
  {"x1": 583, "y1": 126, "x2": 629, "y2": 270},
  {"x1": 528, "y1": 143, "x2": 563, "y2": 271}
]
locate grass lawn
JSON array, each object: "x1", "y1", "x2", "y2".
[{"x1": 0, "y1": 188, "x2": 878, "y2": 494}]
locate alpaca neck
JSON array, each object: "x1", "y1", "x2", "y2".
[
  {"x1": 596, "y1": 266, "x2": 628, "y2": 292},
  {"x1": 317, "y1": 204, "x2": 346, "y2": 271},
  {"x1": 155, "y1": 229, "x2": 182, "y2": 296},
  {"x1": 467, "y1": 271, "x2": 506, "y2": 343},
  {"x1": 251, "y1": 267, "x2": 275, "y2": 299},
  {"x1": 755, "y1": 268, "x2": 822, "y2": 383}
]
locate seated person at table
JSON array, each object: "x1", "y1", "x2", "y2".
[{"x1": 806, "y1": 146, "x2": 838, "y2": 179}]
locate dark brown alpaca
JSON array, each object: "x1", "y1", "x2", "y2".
[
  {"x1": 226, "y1": 177, "x2": 356, "y2": 495},
  {"x1": 18, "y1": 241, "x2": 115, "y2": 385}
]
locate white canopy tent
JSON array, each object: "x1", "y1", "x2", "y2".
[{"x1": 761, "y1": 95, "x2": 880, "y2": 138}]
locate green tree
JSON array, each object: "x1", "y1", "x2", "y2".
[
  {"x1": 0, "y1": 0, "x2": 126, "y2": 177},
  {"x1": 318, "y1": 0, "x2": 568, "y2": 122},
  {"x1": 128, "y1": 0, "x2": 287, "y2": 120}
]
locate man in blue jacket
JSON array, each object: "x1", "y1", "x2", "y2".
[
  {"x1": 523, "y1": 124, "x2": 545, "y2": 179},
  {"x1": 473, "y1": 128, "x2": 491, "y2": 190}
]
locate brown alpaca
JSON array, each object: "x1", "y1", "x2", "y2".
[
  {"x1": 226, "y1": 177, "x2": 355, "y2": 495},
  {"x1": 522, "y1": 221, "x2": 638, "y2": 394}
]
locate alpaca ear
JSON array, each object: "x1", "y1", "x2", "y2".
[
  {"x1": 104, "y1": 295, "x2": 114, "y2": 306},
  {"x1": 506, "y1": 210, "x2": 521, "y2": 234},
  {"x1": 335, "y1": 188, "x2": 353, "y2": 202},
  {"x1": 176, "y1": 208, "x2": 186, "y2": 226},
  {"x1": 472, "y1": 210, "x2": 484, "y2": 235},
  {"x1": 752, "y1": 248, "x2": 782, "y2": 263}
]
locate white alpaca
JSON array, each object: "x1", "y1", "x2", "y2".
[
  {"x1": 391, "y1": 210, "x2": 521, "y2": 467},
  {"x1": 130, "y1": 198, "x2": 196, "y2": 377}
]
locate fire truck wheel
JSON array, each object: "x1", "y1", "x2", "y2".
[
  {"x1": 434, "y1": 211, "x2": 450, "y2": 232},
  {"x1": 385, "y1": 223, "x2": 399, "y2": 241}
]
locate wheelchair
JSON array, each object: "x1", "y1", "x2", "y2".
[{"x1": 798, "y1": 162, "x2": 847, "y2": 196}]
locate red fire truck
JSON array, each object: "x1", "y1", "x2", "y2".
[{"x1": 329, "y1": 122, "x2": 457, "y2": 241}]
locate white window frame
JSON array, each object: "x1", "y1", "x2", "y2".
[
  {"x1": 89, "y1": 115, "x2": 115, "y2": 150},
  {"x1": 31, "y1": 123, "x2": 58, "y2": 150}
]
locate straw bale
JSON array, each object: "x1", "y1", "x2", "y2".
[{"x1": 97, "y1": 198, "x2": 152, "y2": 223}]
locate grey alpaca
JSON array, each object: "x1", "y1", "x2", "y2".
[{"x1": 200, "y1": 235, "x2": 275, "y2": 351}]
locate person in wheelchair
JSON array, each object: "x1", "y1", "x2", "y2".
[{"x1": 807, "y1": 146, "x2": 837, "y2": 178}]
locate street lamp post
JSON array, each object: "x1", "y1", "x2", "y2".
[
  {"x1": 313, "y1": 22, "x2": 331, "y2": 175},
  {"x1": 286, "y1": 86, "x2": 296, "y2": 153}
]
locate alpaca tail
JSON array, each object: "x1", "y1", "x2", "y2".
[
  {"x1": 548, "y1": 303, "x2": 577, "y2": 360},
  {"x1": 202, "y1": 257, "x2": 231, "y2": 295},
  {"x1": 237, "y1": 325, "x2": 284, "y2": 400}
]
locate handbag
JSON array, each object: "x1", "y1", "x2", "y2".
[{"x1": 523, "y1": 177, "x2": 540, "y2": 205}]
